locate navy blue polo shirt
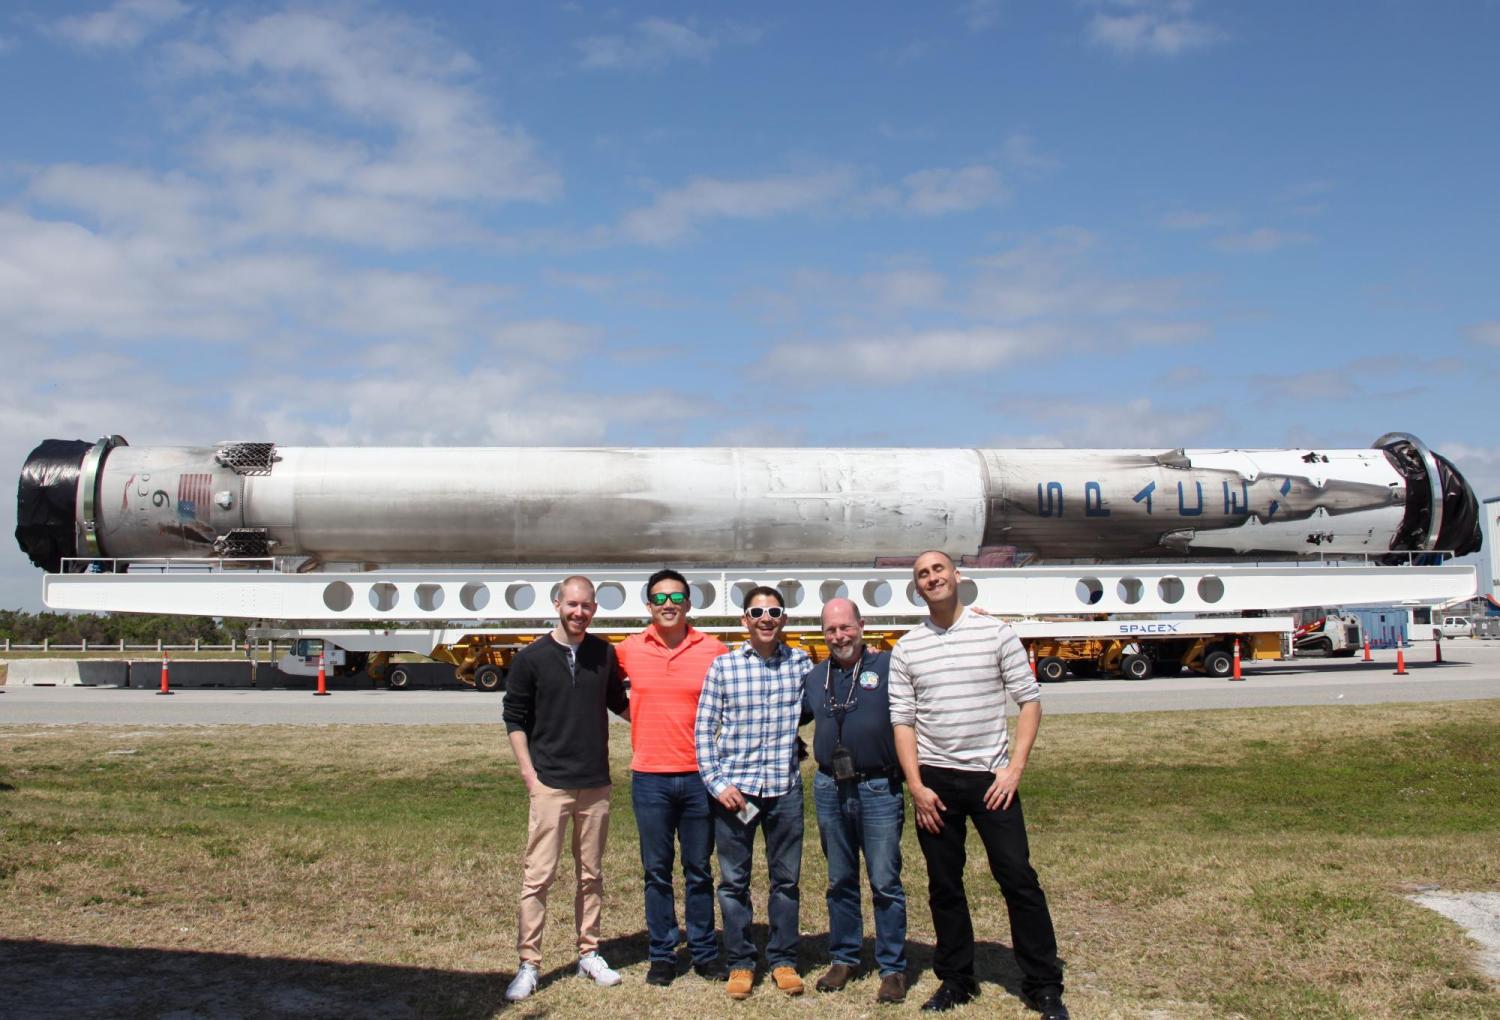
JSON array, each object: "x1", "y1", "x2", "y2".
[{"x1": 801, "y1": 647, "x2": 897, "y2": 776}]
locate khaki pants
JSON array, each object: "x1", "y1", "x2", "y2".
[{"x1": 517, "y1": 783, "x2": 611, "y2": 964}]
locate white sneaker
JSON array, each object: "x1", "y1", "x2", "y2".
[
  {"x1": 577, "y1": 952, "x2": 623, "y2": 987},
  {"x1": 506, "y1": 962, "x2": 540, "y2": 1001}
]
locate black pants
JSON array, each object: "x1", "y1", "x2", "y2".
[{"x1": 915, "y1": 765, "x2": 1063, "y2": 999}]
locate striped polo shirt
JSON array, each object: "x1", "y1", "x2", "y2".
[{"x1": 889, "y1": 608, "x2": 1040, "y2": 772}]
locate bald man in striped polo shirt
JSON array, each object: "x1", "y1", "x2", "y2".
[{"x1": 890, "y1": 551, "x2": 1068, "y2": 1020}]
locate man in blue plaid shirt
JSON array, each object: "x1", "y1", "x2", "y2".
[{"x1": 694, "y1": 585, "x2": 813, "y2": 1001}]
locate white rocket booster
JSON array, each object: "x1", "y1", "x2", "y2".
[{"x1": 14, "y1": 433, "x2": 1481, "y2": 572}]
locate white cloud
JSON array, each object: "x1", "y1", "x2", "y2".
[
  {"x1": 27, "y1": 162, "x2": 215, "y2": 246},
  {"x1": 30, "y1": 8, "x2": 565, "y2": 254},
  {"x1": 1118, "y1": 320, "x2": 1208, "y2": 344},
  {"x1": 1213, "y1": 227, "x2": 1314, "y2": 254},
  {"x1": 863, "y1": 268, "x2": 948, "y2": 309},
  {"x1": 876, "y1": 122, "x2": 937, "y2": 143},
  {"x1": 0, "y1": 206, "x2": 520, "y2": 346},
  {"x1": 489, "y1": 319, "x2": 603, "y2": 355},
  {"x1": 1000, "y1": 133, "x2": 1059, "y2": 175},
  {"x1": 618, "y1": 169, "x2": 854, "y2": 244},
  {"x1": 544, "y1": 270, "x2": 622, "y2": 295},
  {"x1": 1437, "y1": 443, "x2": 1500, "y2": 503},
  {"x1": 196, "y1": 10, "x2": 559, "y2": 205},
  {"x1": 901, "y1": 164, "x2": 1009, "y2": 215},
  {"x1": 996, "y1": 396, "x2": 1220, "y2": 448},
  {"x1": 747, "y1": 227, "x2": 1207, "y2": 386},
  {"x1": 1465, "y1": 321, "x2": 1500, "y2": 348},
  {"x1": 972, "y1": 228, "x2": 1194, "y2": 322},
  {"x1": 53, "y1": 0, "x2": 188, "y2": 49},
  {"x1": 197, "y1": 130, "x2": 369, "y2": 188},
  {"x1": 959, "y1": 0, "x2": 1004, "y2": 32},
  {"x1": 887, "y1": 38, "x2": 935, "y2": 65},
  {"x1": 1161, "y1": 208, "x2": 1235, "y2": 231},
  {"x1": 578, "y1": 17, "x2": 717, "y2": 70},
  {"x1": 1085, "y1": 0, "x2": 1226, "y2": 57},
  {"x1": 763, "y1": 325, "x2": 1041, "y2": 383},
  {"x1": 1240, "y1": 356, "x2": 1453, "y2": 409}
]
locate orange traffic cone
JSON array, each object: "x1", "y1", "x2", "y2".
[
  {"x1": 1394, "y1": 647, "x2": 1408, "y2": 676},
  {"x1": 157, "y1": 652, "x2": 174, "y2": 696},
  {"x1": 1231, "y1": 638, "x2": 1243, "y2": 680},
  {"x1": 1361, "y1": 637, "x2": 1372, "y2": 662},
  {"x1": 314, "y1": 652, "x2": 331, "y2": 696}
]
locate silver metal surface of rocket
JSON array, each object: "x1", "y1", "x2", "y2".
[{"x1": 15, "y1": 433, "x2": 1482, "y2": 572}]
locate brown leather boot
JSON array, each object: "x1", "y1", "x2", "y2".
[
  {"x1": 815, "y1": 963, "x2": 855, "y2": 992},
  {"x1": 771, "y1": 966, "x2": 804, "y2": 996},
  {"x1": 876, "y1": 971, "x2": 908, "y2": 1004},
  {"x1": 726, "y1": 968, "x2": 754, "y2": 1000}
]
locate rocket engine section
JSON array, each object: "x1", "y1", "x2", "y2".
[{"x1": 15, "y1": 434, "x2": 1481, "y2": 573}]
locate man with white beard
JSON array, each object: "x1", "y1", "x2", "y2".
[{"x1": 802, "y1": 598, "x2": 908, "y2": 1005}]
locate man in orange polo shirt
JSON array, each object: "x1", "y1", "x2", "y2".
[{"x1": 616, "y1": 568, "x2": 731, "y2": 986}]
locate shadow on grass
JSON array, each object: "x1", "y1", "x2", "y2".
[
  {"x1": 1, "y1": 937, "x2": 522, "y2": 1019},
  {"x1": 723, "y1": 925, "x2": 1040, "y2": 1006},
  {"x1": 904, "y1": 934, "x2": 1039, "y2": 1005},
  {"x1": 531, "y1": 930, "x2": 649, "y2": 991},
  {"x1": 2, "y1": 930, "x2": 1053, "y2": 1017}
]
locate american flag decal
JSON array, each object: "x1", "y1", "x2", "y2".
[{"x1": 178, "y1": 473, "x2": 213, "y2": 522}]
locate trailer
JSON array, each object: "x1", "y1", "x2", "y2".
[{"x1": 1011, "y1": 616, "x2": 1288, "y2": 680}]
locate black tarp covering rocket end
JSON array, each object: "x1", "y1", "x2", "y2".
[
  {"x1": 1382, "y1": 440, "x2": 1482, "y2": 559},
  {"x1": 15, "y1": 439, "x2": 90, "y2": 572},
  {"x1": 1433, "y1": 451, "x2": 1481, "y2": 556}
]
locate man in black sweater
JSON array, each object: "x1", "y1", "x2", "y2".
[{"x1": 503, "y1": 575, "x2": 630, "y2": 1002}]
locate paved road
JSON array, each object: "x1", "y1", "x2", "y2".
[{"x1": 4, "y1": 642, "x2": 1497, "y2": 725}]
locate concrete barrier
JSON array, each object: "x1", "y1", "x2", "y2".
[
  {"x1": 127, "y1": 660, "x2": 258, "y2": 689},
  {"x1": 3, "y1": 660, "x2": 84, "y2": 686},
  {"x1": 79, "y1": 660, "x2": 130, "y2": 686},
  {"x1": 249, "y1": 662, "x2": 462, "y2": 690},
  {"x1": 0, "y1": 658, "x2": 470, "y2": 690}
]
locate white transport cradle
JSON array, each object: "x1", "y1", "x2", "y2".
[{"x1": 41, "y1": 559, "x2": 1477, "y2": 622}]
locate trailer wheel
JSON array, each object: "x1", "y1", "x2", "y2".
[
  {"x1": 1037, "y1": 656, "x2": 1068, "y2": 683},
  {"x1": 1203, "y1": 650, "x2": 1233, "y2": 678},
  {"x1": 387, "y1": 666, "x2": 411, "y2": 690},
  {"x1": 1121, "y1": 653, "x2": 1153, "y2": 681},
  {"x1": 475, "y1": 664, "x2": 505, "y2": 692}
]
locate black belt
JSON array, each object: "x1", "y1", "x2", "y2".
[{"x1": 818, "y1": 765, "x2": 901, "y2": 783}]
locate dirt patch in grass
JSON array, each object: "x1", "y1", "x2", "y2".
[{"x1": 1, "y1": 703, "x2": 1497, "y2": 1018}]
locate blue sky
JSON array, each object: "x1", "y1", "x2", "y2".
[{"x1": 3, "y1": 0, "x2": 1498, "y2": 609}]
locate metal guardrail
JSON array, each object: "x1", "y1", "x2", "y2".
[
  {"x1": 59, "y1": 557, "x2": 279, "y2": 574},
  {"x1": 2, "y1": 640, "x2": 245, "y2": 653}
]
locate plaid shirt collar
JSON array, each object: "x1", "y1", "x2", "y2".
[{"x1": 735, "y1": 639, "x2": 794, "y2": 667}]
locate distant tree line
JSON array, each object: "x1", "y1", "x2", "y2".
[{"x1": 0, "y1": 610, "x2": 249, "y2": 645}]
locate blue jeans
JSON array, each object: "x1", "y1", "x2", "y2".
[
  {"x1": 813, "y1": 770, "x2": 907, "y2": 975},
  {"x1": 712, "y1": 776, "x2": 803, "y2": 969},
  {"x1": 631, "y1": 771, "x2": 718, "y2": 964}
]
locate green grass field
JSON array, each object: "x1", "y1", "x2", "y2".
[{"x1": 2, "y1": 702, "x2": 1497, "y2": 1018}]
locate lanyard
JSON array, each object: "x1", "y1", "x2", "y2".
[{"x1": 824, "y1": 653, "x2": 861, "y2": 743}]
